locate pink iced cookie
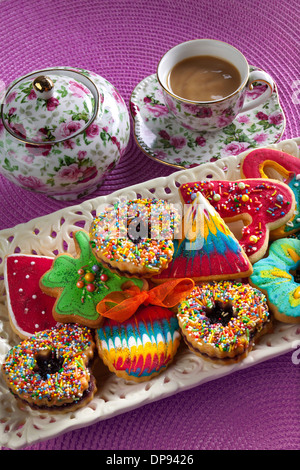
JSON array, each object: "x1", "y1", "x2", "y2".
[
  {"x1": 179, "y1": 178, "x2": 295, "y2": 263},
  {"x1": 241, "y1": 148, "x2": 300, "y2": 238},
  {"x1": 4, "y1": 254, "x2": 57, "y2": 339}
]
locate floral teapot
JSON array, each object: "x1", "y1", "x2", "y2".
[{"x1": 0, "y1": 67, "x2": 130, "y2": 200}]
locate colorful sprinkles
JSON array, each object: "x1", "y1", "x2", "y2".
[
  {"x1": 177, "y1": 281, "x2": 270, "y2": 356},
  {"x1": 90, "y1": 198, "x2": 179, "y2": 272},
  {"x1": 1, "y1": 323, "x2": 94, "y2": 407}
]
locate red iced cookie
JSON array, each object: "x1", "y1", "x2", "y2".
[
  {"x1": 241, "y1": 148, "x2": 300, "y2": 238},
  {"x1": 179, "y1": 178, "x2": 296, "y2": 263},
  {"x1": 4, "y1": 254, "x2": 57, "y2": 339}
]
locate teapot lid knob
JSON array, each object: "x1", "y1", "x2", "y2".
[{"x1": 33, "y1": 75, "x2": 54, "y2": 99}]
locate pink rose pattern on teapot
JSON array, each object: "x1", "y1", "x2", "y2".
[{"x1": 0, "y1": 68, "x2": 130, "y2": 200}]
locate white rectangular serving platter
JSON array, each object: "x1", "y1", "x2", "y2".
[{"x1": 0, "y1": 137, "x2": 299, "y2": 449}]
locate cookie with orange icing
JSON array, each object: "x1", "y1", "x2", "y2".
[
  {"x1": 250, "y1": 238, "x2": 300, "y2": 323},
  {"x1": 179, "y1": 178, "x2": 295, "y2": 263},
  {"x1": 96, "y1": 305, "x2": 181, "y2": 381},
  {"x1": 241, "y1": 148, "x2": 300, "y2": 239}
]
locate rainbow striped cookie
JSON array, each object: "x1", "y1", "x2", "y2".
[{"x1": 96, "y1": 305, "x2": 181, "y2": 381}]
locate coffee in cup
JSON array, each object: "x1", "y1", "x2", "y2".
[
  {"x1": 168, "y1": 55, "x2": 241, "y2": 102},
  {"x1": 157, "y1": 39, "x2": 275, "y2": 132}
]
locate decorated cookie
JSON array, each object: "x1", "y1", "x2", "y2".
[
  {"x1": 4, "y1": 254, "x2": 57, "y2": 339},
  {"x1": 179, "y1": 178, "x2": 295, "y2": 263},
  {"x1": 89, "y1": 198, "x2": 180, "y2": 278},
  {"x1": 177, "y1": 281, "x2": 271, "y2": 364},
  {"x1": 1, "y1": 323, "x2": 96, "y2": 413},
  {"x1": 288, "y1": 230, "x2": 300, "y2": 240},
  {"x1": 250, "y1": 238, "x2": 300, "y2": 323},
  {"x1": 40, "y1": 230, "x2": 147, "y2": 328},
  {"x1": 96, "y1": 305, "x2": 181, "y2": 381},
  {"x1": 241, "y1": 148, "x2": 300, "y2": 238},
  {"x1": 152, "y1": 190, "x2": 253, "y2": 283}
]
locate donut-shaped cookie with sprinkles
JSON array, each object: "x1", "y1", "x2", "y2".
[
  {"x1": 89, "y1": 198, "x2": 180, "y2": 278},
  {"x1": 1, "y1": 323, "x2": 96, "y2": 413},
  {"x1": 177, "y1": 281, "x2": 271, "y2": 364}
]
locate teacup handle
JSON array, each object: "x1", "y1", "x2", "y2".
[{"x1": 240, "y1": 70, "x2": 275, "y2": 113}]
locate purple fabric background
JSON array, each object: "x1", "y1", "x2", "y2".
[{"x1": 0, "y1": 0, "x2": 299, "y2": 450}]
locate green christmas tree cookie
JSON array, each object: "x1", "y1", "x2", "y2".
[{"x1": 40, "y1": 230, "x2": 147, "y2": 328}]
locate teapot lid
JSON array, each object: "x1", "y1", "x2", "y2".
[{"x1": 1, "y1": 68, "x2": 100, "y2": 145}]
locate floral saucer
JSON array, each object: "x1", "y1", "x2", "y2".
[{"x1": 130, "y1": 66, "x2": 285, "y2": 169}]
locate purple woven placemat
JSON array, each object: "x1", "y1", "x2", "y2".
[{"x1": 0, "y1": 0, "x2": 299, "y2": 450}]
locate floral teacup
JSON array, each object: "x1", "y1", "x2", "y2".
[{"x1": 157, "y1": 39, "x2": 275, "y2": 132}]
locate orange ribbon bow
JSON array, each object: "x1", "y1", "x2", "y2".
[{"x1": 96, "y1": 278, "x2": 195, "y2": 322}]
